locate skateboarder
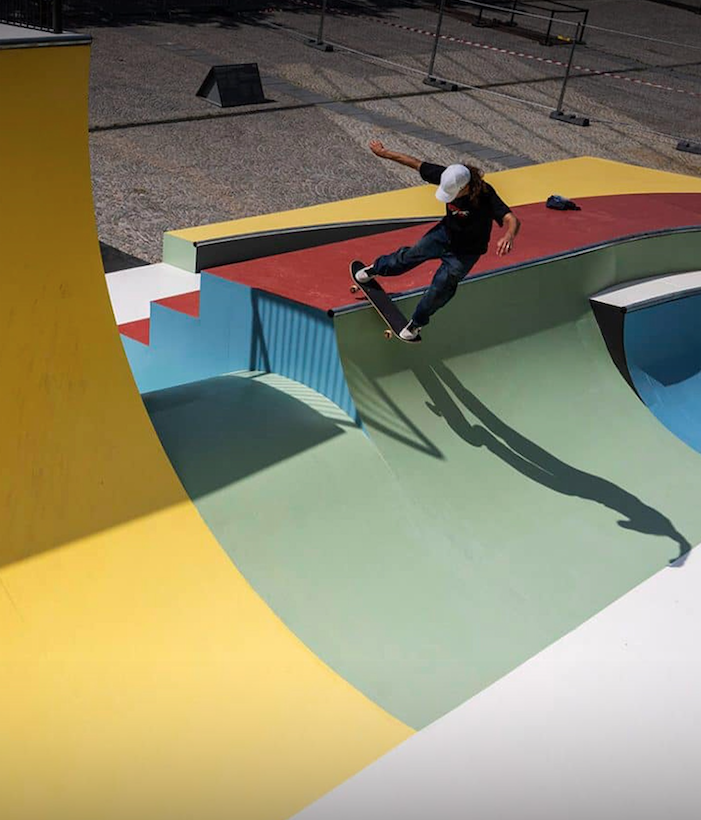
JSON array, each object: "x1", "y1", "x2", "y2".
[{"x1": 355, "y1": 140, "x2": 521, "y2": 340}]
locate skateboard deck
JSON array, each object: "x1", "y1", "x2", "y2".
[{"x1": 349, "y1": 261, "x2": 421, "y2": 343}]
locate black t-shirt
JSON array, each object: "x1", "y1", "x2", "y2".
[{"x1": 420, "y1": 162, "x2": 511, "y2": 254}]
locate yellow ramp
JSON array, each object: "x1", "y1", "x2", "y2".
[{"x1": 0, "y1": 38, "x2": 410, "y2": 820}]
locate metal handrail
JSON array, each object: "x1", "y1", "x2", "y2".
[{"x1": 457, "y1": 0, "x2": 588, "y2": 44}]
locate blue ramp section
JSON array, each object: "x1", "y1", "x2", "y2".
[
  {"x1": 626, "y1": 292, "x2": 701, "y2": 453},
  {"x1": 121, "y1": 271, "x2": 357, "y2": 420}
]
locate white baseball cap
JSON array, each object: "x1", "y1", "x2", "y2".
[{"x1": 436, "y1": 164, "x2": 471, "y2": 203}]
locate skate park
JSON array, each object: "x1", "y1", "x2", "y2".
[{"x1": 2, "y1": 2, "x2": 701, "y2": 819}]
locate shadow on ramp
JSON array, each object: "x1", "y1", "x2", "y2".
[
  {"x1": 144, "y1": 372, "x2": 348, "y2": 498},
  {"x1": 343, "y1": 356, "x2": 443, "y2": 458},
  {"x1": 417, "y1": 361, "x2": 692, "y2": 566}
]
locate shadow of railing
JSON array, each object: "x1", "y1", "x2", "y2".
[
  {"x1": 249, "y1": 289, "x2": 358, "y2": 421},
  {"x1": 144, "y1": 371, "x2": 348, "y2": 498}
]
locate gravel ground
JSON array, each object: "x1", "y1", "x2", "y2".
[{"x1": 67, "y1": 1, "x2": 700, "y2": 267}]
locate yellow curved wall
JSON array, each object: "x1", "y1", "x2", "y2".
[
  {"x1": 167, "y1": 158, "x2": 701, "y2": 245},
  {"x1": 0, "y1": 42, "x2": 410, "y2": 820}
]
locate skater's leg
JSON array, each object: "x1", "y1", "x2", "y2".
[
  {"x1": 411, "y1": 252, "x2": 480, "y2": 327},
  {"x1": 372, "y1": 224, "x2": 447, "y2": 278}
]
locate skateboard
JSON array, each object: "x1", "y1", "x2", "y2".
[{"x1": 349, "y1": 261, "x2": 421, "y2": 343}]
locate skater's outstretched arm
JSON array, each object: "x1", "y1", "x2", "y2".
[{"x1": 369, "y1": 140, "x2": 422, "y2": 170}]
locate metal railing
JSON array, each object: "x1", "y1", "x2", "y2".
[
  {"x1": 462, "y1": 0, "x2": 588, "y2": 45},
  {"x1": 0, "y1": 0, "x2": 63, "y2": 33},
  {"x1": 423, "y1": 0, "x2": 588, "y2": 123}
]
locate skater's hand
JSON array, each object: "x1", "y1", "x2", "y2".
[
  {"x1": 369, "y1": 141, "x2": 423, "y2": 170},
  {"x1": 496, "y1": 234, "x2": 514, "y2": 256},
  {"x1": 369, "y1": 139, "x2": 390, "y2": 158},
  {"x1": 496, "y1": 214, "x2": 520, "y2": 256}
]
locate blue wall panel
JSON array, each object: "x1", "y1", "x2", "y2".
[
  {"x1": 626, "y1": 292, "x2": 701, "y2": 453},
  {"x1": 121, "y1": 274, "x2": 357, "y2": 419}
]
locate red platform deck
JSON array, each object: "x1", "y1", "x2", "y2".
[{"x1": 205, "y1": 193, "x2": 701, "y2": 313}]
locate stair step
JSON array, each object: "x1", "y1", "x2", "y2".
[
  {"x1": 154, "y1": 290, "x2": 200, "y2": 317},
  {"x1": 119, "y1": 318, "x2": 150, "y2": 346},
  {"x1": 119, "y1": 291, "x2": 200, "y2": 347}
]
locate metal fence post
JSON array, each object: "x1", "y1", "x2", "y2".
[
  {"x1": 544, "y1": 9, "x2": 555, "y2": 45},
  {"x1": 306, "y1": 0, "x2": 333, "y2": 52},
  {"x1": 549, "y1": 22, "x2": 589, "y2": 126},
  {"x1": 508, "y1": 0, "x2": 518, "y2": 27},
  {"x1": 578, "y1": 8, "x2": 588, "y2": 43},
  {"x1": 53, "y1": 1, "x2": 64, "y2": 34},
  {"x1": 424, "y1": 0, "x2": 458, "y2": 90},
  {"x1": 427, "y1": 0, "x2": 445, "y2": 79}
]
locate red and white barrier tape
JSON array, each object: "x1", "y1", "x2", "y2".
[{"x1": 274, "y1": 0, "x2": 698, "y2": 99}]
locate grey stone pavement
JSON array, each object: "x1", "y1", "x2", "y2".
[{"x1": 63, "y1": 1, "x2": 701, "y2": 268}]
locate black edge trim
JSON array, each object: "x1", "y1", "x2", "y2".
[
  {"x1": 194, "y1": 217, "x2": 438, "y2": 272},
  {"x1": 590, "y1": 300, "x2": 640, "y2": 398},
  {"x1": 0, "y1": 33, "x2": 91, "y2": 49},
  {"x1": 330, "y1": 225, "x2": 701, "y2": 314}
]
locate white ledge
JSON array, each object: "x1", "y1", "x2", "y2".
[{"x1": 591, "y1": 269, "x2": 701, "y2": 310}]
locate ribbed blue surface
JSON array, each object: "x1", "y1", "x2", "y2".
[
  {"x1": 121, "y1": 273, "x2": 358, "y2": 419},
  {"x1": 626, "y1": 292, "x2": 701, "y2": 454}
]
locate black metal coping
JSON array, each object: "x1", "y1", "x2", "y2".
[
  {"x1": 330, "y1": 224, "x2": 701, "y2": 316},
  {"x1": 192, "y1": 217, "x2": 438, "y2": 272}
]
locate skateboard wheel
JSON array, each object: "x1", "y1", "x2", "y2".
[
  {"x1": 383, "y1": 329, "x2": 393, "y2": 340},
  {"x1": 350, "y1": 285, "x2": 359, "y2": 294}
]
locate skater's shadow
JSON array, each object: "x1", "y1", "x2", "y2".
[{"x1": 415, "y1": 362, "x2": 691, "y2": 566}]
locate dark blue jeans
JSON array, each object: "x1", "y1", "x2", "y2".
[{"x1": 372, "y1": 223, "x2": 480, "y2": 326}]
